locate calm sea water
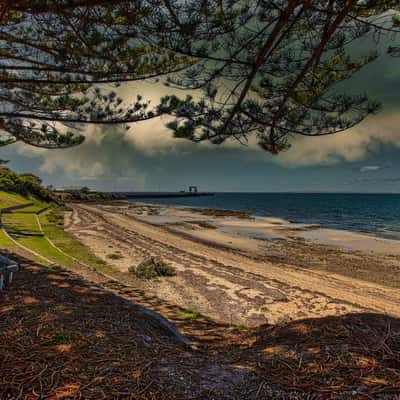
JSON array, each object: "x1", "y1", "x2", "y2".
[{"x1": 128, "y1": 193, "x2": 400, "y2": 240}]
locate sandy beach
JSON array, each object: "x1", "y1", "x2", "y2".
[{"x1": 65, "y1": 202, "x2": 400, "y2": 327}]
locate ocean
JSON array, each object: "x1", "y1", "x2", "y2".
[{"x1": 127, "y1": 193, "x2": 400, "y2": 240}]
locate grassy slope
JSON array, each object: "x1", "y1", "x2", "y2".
[
  {"x1": 17, "y1": 200, "x2": 49, "y2": 213},
  {"x1": 2, "y1": 213, "x2": 43, "y2": 236},
  {"x1": 0, "y1": 191, "x2": 31, "y2": 209},
  {"x1": 0, "y1": 190, "x2": 48, "y2": 212},
  {"x1": 2, "y1": 211, "x2": 72, "y2": 266},
  {"x1": 0, "y1": 191, "x2": 112, "y2": 272},
  {"x1": 39, "y1": 209, "x2": 112, "y2": 273},
  {"x1": 0, "y1": 228, "x2": 20, "y2": 251},
  {"x1": 0, "y1": 192, "x2": 41, "y2": 259}
]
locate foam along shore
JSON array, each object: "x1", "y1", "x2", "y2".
[{"x1": 120, "y1": 202, "x2": 400, "y2": 256}]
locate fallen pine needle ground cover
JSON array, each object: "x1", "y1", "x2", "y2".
[{"x1": 1, "y1": 252, "x2": 400, "y2": 399}]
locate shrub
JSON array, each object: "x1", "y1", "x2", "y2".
[{"x1": 129, "y1": 258, "x2": 176, "y2": 279}]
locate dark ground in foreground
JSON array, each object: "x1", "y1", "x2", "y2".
[{"x1": 1, "y1": 252, "x2": 400, "y2": 400}]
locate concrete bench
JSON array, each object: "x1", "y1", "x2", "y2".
[{"x1": 0, "y1": 254, "x2": 19, "y2": 291}]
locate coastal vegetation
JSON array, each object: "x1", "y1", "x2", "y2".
[
  {"x1": 129, "y1": 257, "x2": 177, "y2": 279},
  {"x1": 56, "y1": 188, "x2": 126, "y2": 203},
  {"x1": 0, "y1": 200, "x2": 110, "y2": 271},
  {"x1": 0, "y1": 168, "x2": 113, "y2": 272},
  {"x1": 0, "y1": 164, "x2": 58, "y2": 205},
  {"x1": 0, "y1": 191, "x2": 33, "y2": 209}
]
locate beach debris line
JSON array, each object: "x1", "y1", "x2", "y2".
[{"x1": 129, "y1": 257, "x2": 176, "y2": 279}]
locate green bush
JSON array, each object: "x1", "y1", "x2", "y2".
[{"x1": 129, "y1": 258, "x2": 176, "y2": 279}]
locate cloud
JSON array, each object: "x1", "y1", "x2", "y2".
[
  {"x1": 10, "y1": 108, "x2": 400, "y2": 177},
  {"x1": 120, "y1": 110, "x2": 400, "y2": 170},
  {"x1": 346, "y1": 176, "x2": 400, "y2": 185},
  {"x1": 360, "y1": 165, "x2": 382, "y2": 173},
  {"x1": 123, "y1": 116, "x2": 185, "y2": 156},
  {"x1": 384, "y1": 177, "x2": 400, "y2": 183},
  {"x1": 272, "y1": 112, "x2": 400, "y2": 167},
  {"x1": 12, "y1": 124, "x2": 147, "y2": 190},
  {"x1": 12, "y1": 110, "x2": 400, "y2": 178},
  {"x1": 14, "y1": 126, "x2": 107, "y2": 177},
  {"x1": 122, "y1": 114, "x2": 251, "y2": 156},
  {"x1": 41, "y1": 157, "x2": 105, "y2": 177}
]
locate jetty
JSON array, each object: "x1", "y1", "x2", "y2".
[{"x1": 116, "y1": 191, "x2": 214, "y2": 199}]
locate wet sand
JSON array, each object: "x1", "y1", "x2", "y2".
[{"x1": 65, "y1": 202, "x2": 400, "y2": 327}]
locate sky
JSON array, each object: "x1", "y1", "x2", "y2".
[{"x1": 2, "y1": 40, "x2": 400, "y2": 193}]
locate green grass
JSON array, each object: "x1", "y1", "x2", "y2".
[
  {"x1": 55, "y1": 333, "x2": 69, "y2": 345},
  {"x1": 38, "y1": 209, "x2": 113, "y2": 273},
  {"x1": 0, "y1": 191, "x2": 104, "y2": 270},
  {"x1": 2, "y1": 207, "x2": 113, "y2": 273},
  {"x1": 0, "y1": 190, "x2": 51, "y2": 213},
  {"x1": 18, "y1": 200, "x2": 49, "y2": 214},
  {"x1": 0, "y1": 228, "x2": 20, "y2": 249},
  {"x1": 2, "y1": 213, "x2": 43, "y2": 236},
  {"x1": 2, "y1": 212, "x2": 70, "y2": 264},
  {"x1": 17, "y1": 235, "x2": 73, "y2": 264},
  {"x1": 178, "y1": 309, "x2": 205, "y2": 319},
  {"x1": 0, "y1": 224, "x2": 51, "y2": 265},
  {"x1": 0, "y1": 191, "x2": 30, "y2": 209}
]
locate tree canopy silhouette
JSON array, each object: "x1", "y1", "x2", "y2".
[
  {"x1": 158, "y1": 0, "x2": 400, "y2": 153},
  {"x1": 0, "y1": 0, "x2": 192, "y2": 147},
  {"x1": 0, "y1": 1, "x2": 399, "y2": 152}
]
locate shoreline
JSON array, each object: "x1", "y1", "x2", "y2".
[
  {"x1": 64, "y1": 202, "x2": 400, "y2": 327},
  {"x1": 123, "y1": 197, "x2": 400, "y2": 242},
  {"x1": 121, "y1": 200, "x2": 400, "y2": 256}
]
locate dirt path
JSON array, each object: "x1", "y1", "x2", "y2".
[{"x1": 65, "y1": 204, "x2": 400, "y2": 326}]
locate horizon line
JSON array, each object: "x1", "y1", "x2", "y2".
[{"x1": 107, "y1": 190, "x2": 400, "y2": 195}]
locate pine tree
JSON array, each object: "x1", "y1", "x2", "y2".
[
  {"x1": 0, "y1": 0, "x2": 190, "y2": 147},
  {"x1": 158, "y1": 0, "x2": 400, "y2": 153},
  {"x1": 0, "y1": 1, "x2": 399, "y2": 152}
]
